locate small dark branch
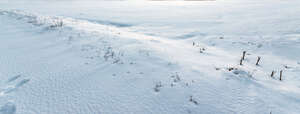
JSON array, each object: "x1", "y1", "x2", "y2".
[
  {"x1": 239, "y1": 51, "x2": 246, "y2": 65},
  {"x1": 270, "y1": 71, "x2": 275, "y2": 77},
  {"x1": 256, "y1": 56, "x2": 261, "y2": 66},
  {"x1": 284, "y1": 65, "x2": 291, "y2": 69},
  {"x1": 199, "y1": 48, "x2": 205, "y2": 53},
  {"x1": 228, "y1": 67, "x2": 237, "y2": 71},
  {"x1": 189, "y1": 96, "x2": 198, "y2": 105},
  {"x1": 280, "y1": 70, "x2": 283, "y2": 81},
  {"x1": 189, "y1": 96, "x2": 193, "y2": 102},
  {"x1": 171, "y1": 83, "x2": 174, "y2": 87},
  {"x1": 242, "y1": 51, "x2": 246, "y2": 60}
]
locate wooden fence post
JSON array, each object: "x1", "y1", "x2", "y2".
[{"x1": 280, "y1": 70, "x2": 283, "y2": 81}]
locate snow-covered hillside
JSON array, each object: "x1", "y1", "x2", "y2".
[{"x1": 0, "y1": 0, "x2": 300, "y2": 114}]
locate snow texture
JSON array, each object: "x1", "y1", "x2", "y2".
[{"x1": 0, "y1": 0, "x2": 300, "y2": 114}]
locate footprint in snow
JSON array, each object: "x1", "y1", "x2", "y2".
[
  {"x1": 0, "y1": 74, "x2": 24, "y2": 114},
  {"x1": 15, "y1": 79, "x2": 30, "y2": 88},
  {"x1": 6, "y1": 75, "x2": 21, "y2": 83},
  {"x1": 0, "y1": 102, "x2": 16, "y2": 114},
  {"x1": 0, "y1": 75, "x2": 30, "y2": 96},
  {"x1": 2, "y1": 79, "x2": 30, "y2": 94}
]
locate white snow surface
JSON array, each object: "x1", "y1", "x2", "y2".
[{"x1": 0, "y1": 0, "x2": 300, "y2": 114}]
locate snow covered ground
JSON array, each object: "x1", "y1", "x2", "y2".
[{"x1": 0, "y1": 0, "x2": 300, "y2": 114}]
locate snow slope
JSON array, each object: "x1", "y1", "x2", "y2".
[{"x1": 0, "y1": 0, "x2": 300, "y2": 114}]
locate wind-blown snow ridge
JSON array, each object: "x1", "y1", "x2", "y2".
[
  {"x1": 0, "y1": 8, "x2": 300, "y2": 114},
  {"x1": 0, "y1": 9, "x2": 129, "y2": 65},
  {"x1": 0, "y1": 9, "x2": 234, "y2": 68}
]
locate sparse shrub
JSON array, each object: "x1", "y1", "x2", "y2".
[
  {"x1": 154, "y1": 82, "x2": 162, "y2": 92},
  {"x1": 171, "y1": 72, "x2": 181, "y2": 83},
  {"x1": 49, "y1": 19, "x2": 63, "y2": 29},
  {"x1": 228, "y1": 67, "x2": 237, "y2": 71},
  {"x1": 112, "y1": 57, "x2": 122, "y2": 64}
]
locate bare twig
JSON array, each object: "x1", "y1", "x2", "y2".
[
  {"x1": 189, "y1": 96, "x2": 198, "y2": 105},
  {"x1": 271, "y1": 71, "x2": 275, "y2": 77},
  {"x1": 240, "y1": 51, "x2": 246, "y2": 65},
  {"x1": 256, "y1": 56, "x2": 261, "y2": 66}
]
